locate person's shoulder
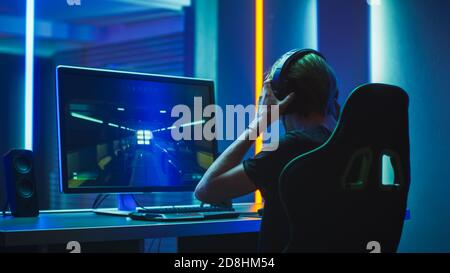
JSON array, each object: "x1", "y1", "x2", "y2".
[
  {"x1": 278, "y1": 126, "x2": 331, "y2": 152},
  {"x1": 286, "y1": 126, "x2": 331, "y2": 143},
  {"x1": 258, "y1": 126, "x2": 330, "y2": 155},
  {"x1": 269, "y1": 130, "x2": 315, "y2": 152}
]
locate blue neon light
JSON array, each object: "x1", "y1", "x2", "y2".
[
  {"x1": 25, "y1": 0, "x2": 34, "y2": 150},
  {"x1": 56, "y1": 67, "x2": 64, "y2": 192}
]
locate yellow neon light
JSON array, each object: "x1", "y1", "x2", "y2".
[{"x1": 254, "y1": 0, "x2": 263, "y2": 204}]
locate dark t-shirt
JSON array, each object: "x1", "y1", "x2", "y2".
[{"x1": 243, "y1": 125, "x2": 331, "y2": 252}]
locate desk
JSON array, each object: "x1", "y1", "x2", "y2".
[{"x1": 0, "y1": 203, "x2": 262, "y2": 252}]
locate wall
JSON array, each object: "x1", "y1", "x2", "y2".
[
  {"x1": 0, "y1": 53, "x2": 24, "y2": 207},
  {"x1": 370, "y1": 0, "x2": 450, "y2": 252},
  {"x1": 0, "y1": 53, "x2": 51, "y2": 209},
  {"x1": 318, "y1": 0, "x2": 369, "y2": 104},
  {"x1": 264, "y1": 0, "x2": 317, "y2": 67}
]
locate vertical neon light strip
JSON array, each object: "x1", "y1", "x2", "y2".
[
  {"x1": 369, "y1": 0, "x2": 383, "y2": 82},
  {"x1": 25, "y1": 0, "x2": 35, "y2": 150},
  {"x1": 254, "y1": 0, "x2": 263, "y2": 203},
  {"x1": 310, "y1": 0, "x2": 318, "y2": 50},
  {"x1": 369, "y1": 1, "x2": 395, "y2": 185}
]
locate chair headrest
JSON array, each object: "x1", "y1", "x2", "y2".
[{"x1": 333, "y1": 83, "x2": 409, "y2": 150}]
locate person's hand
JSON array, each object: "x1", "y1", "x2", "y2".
[
  {"x1": 247, "y1": 81, "x2": 295, "y2": 137},
  {"x1": 257, "y1": 80, "x2": 295, "y2": 120}
]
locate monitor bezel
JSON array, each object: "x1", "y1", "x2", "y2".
[{"x1": 56, "y1": 65, "x2": 217, "y2": 194}]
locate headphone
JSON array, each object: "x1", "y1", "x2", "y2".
[{"x1": 270, "y1": 48, "x2": 339, "y2": 118}]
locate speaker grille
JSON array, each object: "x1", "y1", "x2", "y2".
[
  {"x1": 13, "y1": 156, "x2": 32, "y2": 174},
  {"x1": 18, "y1": 177, "x2": 35, "y2": 198},
  {"x1": 3, "y1": 149, "x2": 39, "y2": 217}
]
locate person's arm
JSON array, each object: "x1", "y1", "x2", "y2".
[
  {"x1": 194, "y1": 118, "x2": 261, "y2": 204},
  {"x1": 194, "y1": 82, "x2": 294, "y2": 204}
]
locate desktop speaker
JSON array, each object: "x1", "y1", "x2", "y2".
[{"x1": 3, "y1": 149, "x2": 39, "y2": 217}]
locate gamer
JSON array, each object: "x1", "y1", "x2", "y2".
[{"x1": 194, "y1": 49, "x2": 340, "y2": 252}]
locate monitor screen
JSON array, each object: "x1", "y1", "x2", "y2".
[{"x1": 56, "y1": 66, "x2": 216, "y2": 193}]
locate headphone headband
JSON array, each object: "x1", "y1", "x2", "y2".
[{"x1": 271, "y1": 48, "x2": 325, "y2": 100}]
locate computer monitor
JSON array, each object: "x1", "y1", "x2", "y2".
[{"x1": 56, "y1": 66, "x2": 217, "y2": 194}]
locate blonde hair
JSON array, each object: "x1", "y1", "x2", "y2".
[{"x1": 267, "y1": 53, "x2": 338, "y2": 117}]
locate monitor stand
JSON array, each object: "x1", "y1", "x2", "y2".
[
  {"x1": 117, "y1": 194, "x2": 137, "y2": 212},
  {"x1": 93, "y1": 194, "x2": 137, "y2": 217}
]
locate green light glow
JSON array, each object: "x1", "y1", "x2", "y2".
[
  {"x1": 382, "y1": 154, "x2": 395, "y2": 186},
  {"x1": 70, "y1": 112, "x2": 104, "y2": 124}
]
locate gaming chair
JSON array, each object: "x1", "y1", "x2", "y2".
[{"x1": 278, "y1": 83, "x2": 410, "y2": 253}]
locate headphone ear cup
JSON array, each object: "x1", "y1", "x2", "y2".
[
  {"x1": 272, "y1": 88, "x2": 282, "y2": 101},
  {"x1": 271, "y1": 80, "x2": 286, "y2": 101}
]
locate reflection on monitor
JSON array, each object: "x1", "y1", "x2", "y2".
[{"x1": 56, "y1": 66, "x2": 216, "y2": 193}]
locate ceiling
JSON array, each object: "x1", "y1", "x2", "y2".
[{"x1": 0, "y1": 0, "x2": 191, "y2": 56}]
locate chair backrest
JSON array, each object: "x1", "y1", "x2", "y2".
[{"x1": 278, "y1": 83, "x2": 410, "y2": 253}]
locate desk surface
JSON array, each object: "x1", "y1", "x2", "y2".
[{"x1": 0, "y1": 203, "x2": 262, "y2": 247}]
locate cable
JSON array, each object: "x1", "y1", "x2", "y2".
[
  {"x1": 98, "y1": 194, "x2": 110, "y2": 208},
  {"x1": 92, "y1": 194, "x2": 103, "y2": 209},
  {"x1": 92, "y1": 194, "x2": 110, "y2": 209}
]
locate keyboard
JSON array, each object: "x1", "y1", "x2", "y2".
[
  {"x1": 129, "y1": 211, "x2": 240, "y2": 222},
  {"x1": 137, "y1": 205, "x2": 234, "y2": 214}
]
